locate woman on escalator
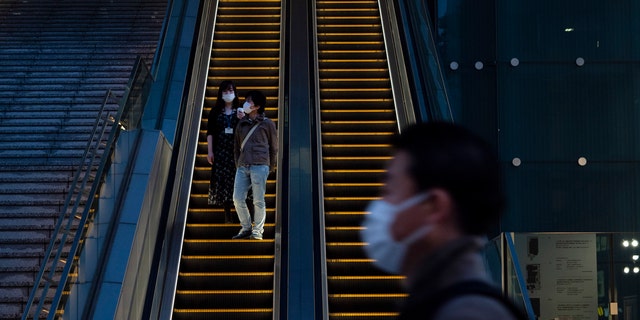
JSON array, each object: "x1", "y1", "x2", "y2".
[{"x1": 207, "y1": 80, "x2": 243, "y2": 224}]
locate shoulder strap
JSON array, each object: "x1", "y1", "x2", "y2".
[
  {"x1": 240, "y1": 122, "x2": 260, "y2": 151},
  {"x1": 401, "y1": 280, "x2": 528, "y2": 320}
]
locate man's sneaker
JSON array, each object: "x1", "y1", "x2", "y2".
[
  {"x1": 232, "y1": 230, "x2": 252, "y2": 239},
  {"x1": 250, "y1": 234, "x2": 263, "y2": 240}
]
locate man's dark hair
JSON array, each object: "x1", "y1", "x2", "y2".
[
  {"x1": 391, "y1": 121, "x2": 505, "y2": 235},
  {"x1": 246, "y1": 90, "x2": 267, "y2": 114}
]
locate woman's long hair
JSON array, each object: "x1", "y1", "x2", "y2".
[{"x1": 212, "y1": 80, "x2": 240, "y2": 115}]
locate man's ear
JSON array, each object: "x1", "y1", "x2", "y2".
[{"x1": 423, "y1": 188, "x2": 454, "y2": 224}]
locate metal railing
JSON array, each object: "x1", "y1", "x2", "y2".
[{"x1": 22, "y1": 56, "x2": 153, "y2": 320}]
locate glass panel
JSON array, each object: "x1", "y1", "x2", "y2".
[
  {"x1": 497, "y1": 1, "x2": 640, "y2": 61},
  {"x1": 501, "y1": 163, "x2": 640, "y2": 232},
  {"x1": 497, "y1": 63, "x2": 640, "y2": 161},
  {"x1": 492, "y1": 0, "x2": 640, "y2": 233},
  {"x1": 435, "y1": 0, "x2": 640, "y2": 233}
]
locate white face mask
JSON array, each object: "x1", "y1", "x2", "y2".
[
  {"x1": 242, "y1": 102, "x2": 254, "y2": 113},
  {"x1": 360, "y1": 193, "x2": 432, "y2": 274},
  {"x1": 222, "y1": 93, "x2": 235, "y2": 102}
]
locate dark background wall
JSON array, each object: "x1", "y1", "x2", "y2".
[{"x1": 435, "y1": 0, "x2": 640, "y2": 233}]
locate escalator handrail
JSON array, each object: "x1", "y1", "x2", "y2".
[
  {"x1": 378, "y1": 0, "x2": 417, "y2": 130},
  {"x1": 273, "y1": 0, "x2": 287, "y2": 318},
  {"x1": 310, "y1": 0, "x2": 330, "y2": 318}
]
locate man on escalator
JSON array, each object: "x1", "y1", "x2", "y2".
[{"x1": 231, "y1": 90, "x2": 278, "y2": 241}]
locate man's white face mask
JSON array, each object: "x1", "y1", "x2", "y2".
[
  {"x1": 360, "y1": 193, "x2": 432, "y2": 274},
  {"x1": 242, "y1": 102, "x2": 254, "y2": 113}
]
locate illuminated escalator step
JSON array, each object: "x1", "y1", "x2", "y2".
[{"x1": 174, "y1": 308, "x2": 272, "y2": 313}]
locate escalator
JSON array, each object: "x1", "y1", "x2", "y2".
[
  {"x1": 316, "y1": 0, "x2": 406, "y2": 319},
  {"x1": 171, "y1": 0, "x2": 281, "y2": 319}
]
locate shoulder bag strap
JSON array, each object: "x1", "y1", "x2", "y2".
[{"x1": 241, "y1": 122, "x2": 260, "y2": 151}]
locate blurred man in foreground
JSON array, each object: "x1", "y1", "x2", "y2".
[{"x1": 361, "y1": 121, "x2": 525, "y2": 320}]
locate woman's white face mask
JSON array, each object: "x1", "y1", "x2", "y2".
[
  {"x1": 360, "y1": 193, "x2": 432, "y2": 274},
  {"x1": 222, "y1": 92, "x2": 235, "y2": 102}
]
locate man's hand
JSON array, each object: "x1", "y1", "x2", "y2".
[{"x1": 207, "y1": 151, "x2": 214, "y2": 165}]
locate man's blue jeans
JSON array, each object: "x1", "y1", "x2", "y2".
[{"x1": 233, "y1": 165, "x2": 269, "y2": 237}]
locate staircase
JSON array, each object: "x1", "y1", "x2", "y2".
[
  {"x1": 316, "y1": 0, "x2": 406, "y2": 318},
  {"x1": 171, "y1": 0, "x2": 281, "y2": 319},
  {"x1": 0, "y1": 0, "x2": 166, "y2": 318}
]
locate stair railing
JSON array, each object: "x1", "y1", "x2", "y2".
[{"x1": 22, "y1": 56, "x2": 152, "y2": 320}]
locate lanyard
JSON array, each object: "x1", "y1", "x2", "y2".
[{"x1": 224, "y1": 113, "x2": 233, "y2": 128}]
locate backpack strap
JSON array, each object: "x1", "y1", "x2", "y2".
[{"x1": 400, "y1": 280, "x2": 529, "y2": 320}]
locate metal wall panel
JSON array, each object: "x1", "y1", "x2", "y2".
[{"x1": 437, "y1": 0, "x2": 640, "y2": 233}]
